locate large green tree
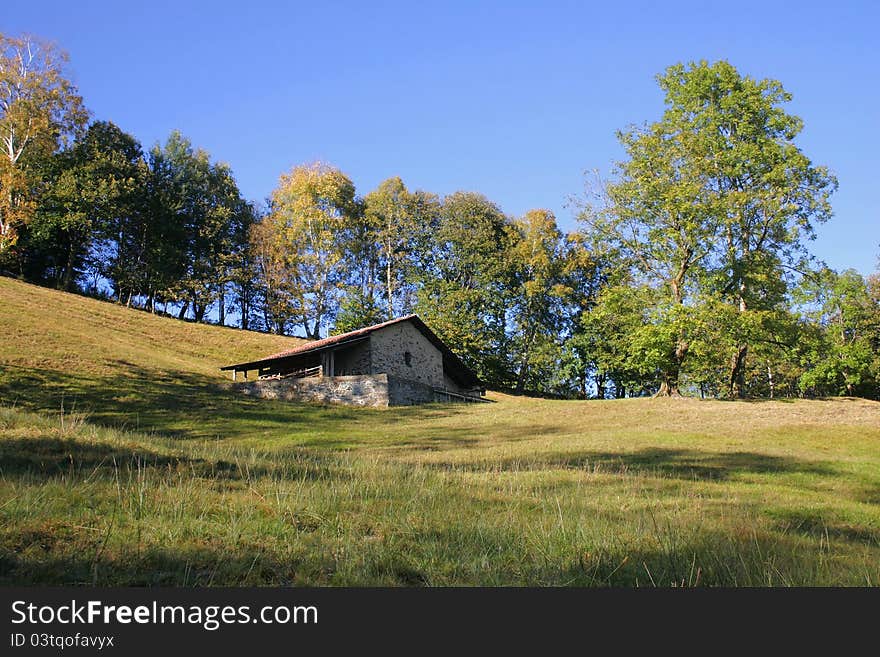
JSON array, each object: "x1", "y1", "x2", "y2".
[
  {"x1": 20, "y1": 121, "x2": 147, "y2": 291},
  {"x1": 580, "y1": 103, "x2": 718, "y2": 395},
  {"x1": 659, "y1": 61, "x2": 837, "y2": 396},
  {"x1": 414, "y1": 191, "x2": 515, "y2": 383},
  {"x1": 581, "y1": 60, "x2": 836, "y2": 397}
]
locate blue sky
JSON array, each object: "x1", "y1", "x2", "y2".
[{"x1": 6, "y1": 1, "x2": 879, "y2": 274}]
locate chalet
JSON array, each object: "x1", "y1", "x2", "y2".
[{"x1": 220, "y1": 315, "x2": 485, "y2": 406}]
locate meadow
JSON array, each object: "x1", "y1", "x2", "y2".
[{"x1": 1, "y1": 277, "x2": 879, "y2": 586}]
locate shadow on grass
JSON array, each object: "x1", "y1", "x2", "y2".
[
  {"x1": 0, "y1": 543, "x2": 305, "y2": 587},
  {"x1": 714, "y1": 397, "x2": 798, "y2": 404},
  {"x1": 3, "y1": 519, "x2": 875, "y2": 586},
  {"x1": 0, "y1": 362, "x2": 466, "y2": 444},
  {"x1": 423, "y1": 447, "x2": 838, "y2": 482},
  {"x1": 770, "y1": 509, "x2": 880, "y2": 547},
  {"x1": 859, "y1": 486, "x2": 880, "y2": 506},
  {"x1": 381, "y1": 423, "x2": 566, "y2": 452},
  {"x1": 0, "y1": 434, "x2": 189, "y2": 476},
  {"x1": 0, "y1": 434, "x2": 350, "y2": 483}
]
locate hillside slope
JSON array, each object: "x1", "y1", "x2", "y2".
[
  {"x1": 1, "y1": 276, "x2": 880, "y2": 586},
  {"x1": 1, "y1": 277, "x2": 304, "y2": 379},
  {"x1": 0, "y1": 277, "x2": 309, "y2": 437}
]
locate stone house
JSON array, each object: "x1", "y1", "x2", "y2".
[{"x1": 220, "y1": 315, "x2": 485, "y2": 406}]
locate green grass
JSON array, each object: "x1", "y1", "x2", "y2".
[{"x1": 1, "y1": 277, "x2": 879, "y2": 585}]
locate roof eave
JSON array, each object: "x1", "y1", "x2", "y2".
[{"x1": 220, "y1": 335, "x2": 369, "y2": 371}]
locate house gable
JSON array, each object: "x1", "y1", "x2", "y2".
[{"x1": 368, "y1": 320, "x2": 444, "y2": 388}]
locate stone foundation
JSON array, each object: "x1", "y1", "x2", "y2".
[
  {"x1": 237, "y1": 374, "x2": 481, "y2": 407},
  {"x1": 239, "y1": 374, "x2": 390, "y2": 407},
  {"x1": 387, "y1": 376, "x2": 436, "y2": 405}
]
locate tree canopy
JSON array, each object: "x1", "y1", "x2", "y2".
[{"x1": 579, "y1": 60, "x2": 840, "y2": 397}]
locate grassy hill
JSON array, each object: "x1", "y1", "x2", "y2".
[{"x1": 1, "y1": 276, "x2": 879, "y2": 586}]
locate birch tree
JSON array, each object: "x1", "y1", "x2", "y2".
[
  {"x1": 261, "y1": 163, "x2": 359, "y2": 338},
  {"x1": 508, "y1": 209, "x2": 571, "y2": 393},
  {"x1": 364, "y1": 177, "x2": 410, "y2": 319},
  {"x1": 0, "y1": 34, "x2": 87, "y2": 254}
]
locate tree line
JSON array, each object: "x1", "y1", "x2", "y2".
[{"x1": 2, "y1": 33, "x2": 878, "y2": 399}]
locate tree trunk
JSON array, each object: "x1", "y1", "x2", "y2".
[
  {"x1": 729, "y1": 344, "x2": 748, "y2": 398},
  {"x1": 177, "y1": 300, "x2": 189, "y2": 320},
  {"x1": 305, "y1": 318, "x2": 321, "y2": 340},
  {"x1": 386, "y1": 258, "x2": 393, "y2": 320},
  {"x1": 240, "y1": 292, "x2": 249, "y2": 330},
  {"x1": 654, "y1": 269, "x2": 690, "y2": 398},
  {"x1": 62, "y1": 236, "x2": 77, "y2": 291},
  {"x1": 514, "y1": 324, "x2": 538, "y2": 394},
  {"x1": 654, "y1": 339, "x2": 688, "y2": 397},
  {"x1": 654, "y1": 375, "x2": 682, "y2": 397},
  {"x1": 595, "y1": 372, "x2": 606, "y2": 400},
  {"x1": 728, "y1": 283, "x2": 749, "y2": 399},
  {"x1": 218, "y1": 286, "x2": 225, "y2": 326}
]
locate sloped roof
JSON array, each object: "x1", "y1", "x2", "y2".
[{"x1": 221, "y1": 315, "x2": 482, "y2": 388}]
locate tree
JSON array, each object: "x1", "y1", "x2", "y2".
[
  {"x1": 657, "y1": 61, "x2": 836, "y2": 397},
  {"x1": 414, "y1": 191, "x2": 515, "y2": 384},
  {"x1": 250, "y1": 216, "x2": 293, "y2": 334},
  {"x1": 143, "y1": 132, "x2": 253, "y2": 321},
  {"x1": 20, "y1": 121, "x2": 146, "y2": 291},
  {"x1": 0, "y1": 34, "x2": 88, "y2": 256},
  {"x1": 226, "y1": 201, "x2": 260, "y2": 329},
  {"x1": 259, "y1": 163, "x2": 360, "y2": 338},
  {"x1": 554, "y1": 232, "x2": 605, "y2": 398},
  {"x1": 580, "y1": 99, "x2": 718, "y2": 395},
  {"x1": 363, "y1": 177, "x2": 434, "y2": 319},
  {"x1": 799, "y1": 269, "x2": 880, "y2": 398},
  {"x1": 507, "y1": 209, "x2": 571, "y2": 393},
  {"x1": 580, "y1": 61, "x2": 836, "y2": 397},
  {"x1": 332, "y1": 286, "x2": 384, "y2": 334}
]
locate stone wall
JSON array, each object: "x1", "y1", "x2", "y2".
[
  {"x1": 237, "y1": 373, "x2": 482, "y2": 407},
  {"x1": 387, "y1": 375, "x2": 484, "y2": 405},
  {"x1": 369, "y1": 321, "x2": 444, "y2": 387},
  {"x1": 238, "y1": 374, "x2": 390, "y2": 407},
  {"x1": 386, "y1": 375, "x2": 438, "y2": 405},
  {"x1": 334, "y1": 340, "x2": 371, "y2": 376}
]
